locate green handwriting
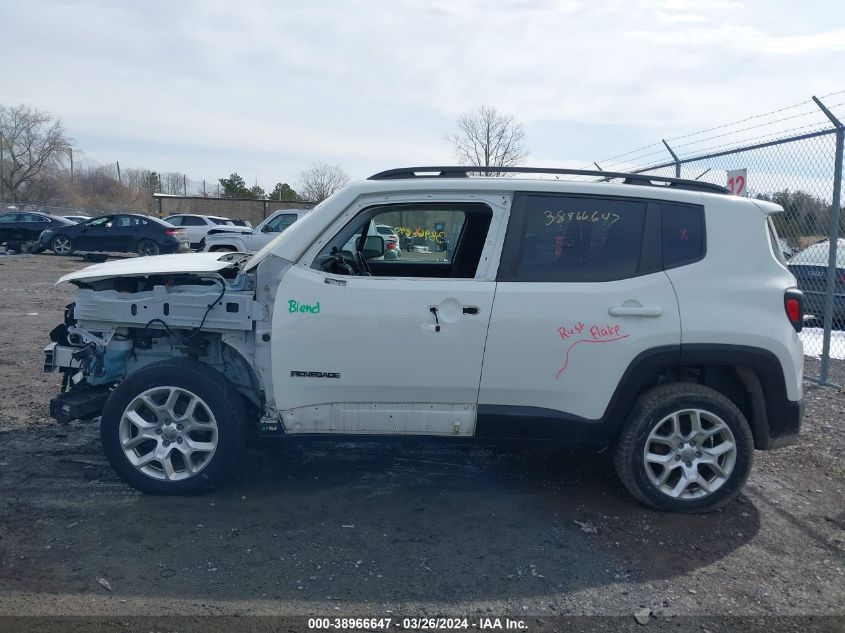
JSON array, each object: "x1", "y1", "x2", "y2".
[{"x1": 289, "y1": 300, "x2": 320, "y2": 314}]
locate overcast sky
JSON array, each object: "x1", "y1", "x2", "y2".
[{"x1": 2, "y1": 0, "x2": 844, "y2": 191}]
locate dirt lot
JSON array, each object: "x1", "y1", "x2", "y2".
[{"x1": 0, "y1": 254, "x2": 843, "y2": 627}]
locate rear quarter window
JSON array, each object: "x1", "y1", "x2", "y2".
[{"x1": 662, "y1": 202, "x2": 705, "y2": 269}]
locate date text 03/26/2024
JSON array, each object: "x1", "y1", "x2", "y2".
[{"x1": 307, "y1": 616, "x2": 527, "y2": 630}]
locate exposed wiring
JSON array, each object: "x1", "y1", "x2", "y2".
[{"x1": 141, "y1": 277, "x2": 226, "y2": 343}]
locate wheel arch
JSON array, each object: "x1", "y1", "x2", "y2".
[
  {"x1": 604, "y1": 344, "x2": 797, "y2": 450},
  {"x1": 207, "y1": 237, "x2": 246, "y2": 252}
]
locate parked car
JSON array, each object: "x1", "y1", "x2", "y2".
[
  {"x1": 39, "y1": 213, "x2": 189, "y2": 256},
  {"x1": 787, "y1": 238, "x2": 845, "y2": 324},
  {"x1": 63, "y1": 215, "x2": 92, "y2": 224},
  {"x1": 0, "y1": 211, "x2": 75, "y2": 253},
  {"x1": 203, "y1": 209, "x2": 310, "y2": 252},
  {"x1": 375, "y1": 223, "x2": 401, "y2": 256},
  {"x1": 163, "y1": 214, "x2": 234, "y2": 250},
  {"x1": 44, "y1": 166, "x2": 804, "y2": 513}
]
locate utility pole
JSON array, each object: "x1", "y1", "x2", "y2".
[
  {"x1": 202, "y1": 179, "x2": 206, "y2": 197},
  {"x1": 0, "y1": 132, "x2": 4, "y2": 203},
  {"x1": 183, "y1": 174, "x2": 187, "y2": 196},
  {"x1": 116, "y1": 160, "x2": 121, "y2": 185},
  {"x1": 69, "y1": 148, "x2": 74, "y2": 183}
]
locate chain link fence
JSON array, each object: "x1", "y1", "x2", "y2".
[{"x1": 596, "y1": 95, "x2": 845, "y2": 386}]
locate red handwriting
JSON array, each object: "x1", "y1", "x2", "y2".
[
  {"x1": 556, "y1": 322, "x2": 629, "y2": 378},
  {"x1": 557, "y1": 322, "x2": 585, "y2": 340}
]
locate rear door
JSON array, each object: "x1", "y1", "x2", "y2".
[
  {"x1": 479, "y1": 192, "x2": 683, "y2": 432},
  {"x1": 113, "y1": 215, "x2": 145, "y2": 251},
  {"x1": 0, "y1": 213, "x2": 22, "y2": 242},
  {"x1": 178, "y1": 216, "x2": 208, "y2": 246},
  {"x1": 19, "y1": 213, "x2": 51, "y2": 241}
]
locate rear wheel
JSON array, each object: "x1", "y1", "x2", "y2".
[
  {"x1": 50, "y1": 235, "x2": 73, "y2": 256},
  {"x1": 613, "y1": 383, "x2": 753, "y2": 513},
  {"x1": 137, "y1": 239, "x2": 160, "y2": 256},
  {"x1": 100, "y1": 360, "x2": 246, "y2": 494}
]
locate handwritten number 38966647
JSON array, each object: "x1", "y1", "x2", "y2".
[{"x1": 544, "y1": 210, "x2": 621, "y2": 228}]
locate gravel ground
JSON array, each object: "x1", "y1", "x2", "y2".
[{"x1": 0, "y1": 253, "x2": 843, "y2": 628}]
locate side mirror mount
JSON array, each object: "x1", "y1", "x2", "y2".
[{"x1": 362, "y1": 235, "x2": 385, "y2": 260}]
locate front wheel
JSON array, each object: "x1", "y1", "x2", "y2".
[
  {"x1": 613, "y1": 383, "x2": 753, "y2": 513},
  {"x1": 137, "y1": 239, "x2": 160, "y2": 256},
  {"x1": 50, "y1": 235, "x2": 74, "y2": 256},
  {"x1": 100, "y1": 359, "x2": 246, "y2": 494}
]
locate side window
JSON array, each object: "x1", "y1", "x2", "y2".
[
  {"x1": 385, "y1": 209, "x2": 465, "y2": 263},
  {"x1": 21, "y1": 214, "x2": 46, "y2": 223},
  {"x1": 662, "y1": 203, "x2": 705, "y2": 268},
  {"x1": 265, "y1": 214, "x2": 297, "y2": 233},
  {"x1": 0, "y1": 213, "x2": 18, "y2": 223},
  {"x1": 89, "y1": 216, "x2": 114, "y2": 228},
  {"x1": 166, "y1": 216, "x2": 183, "y2": 226},
  {"x1": 115, "y1": 216, "x2": 147, "y2": 228},
  {"x1": 502, "y1": 194, "x2": 647, "y2": 282},
  {"x1": 312, "y1": 203, "x2": 492, "y2": 278},
  {"x1": 181, "y1": 216, "x2": 205, "y2": 226}
]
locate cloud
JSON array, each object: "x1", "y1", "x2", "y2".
[{"x1": 0, "y1": 0, "x2": 843, "y2": 187}]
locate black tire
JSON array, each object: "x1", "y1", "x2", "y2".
[
  {"x1": 613, "y1": 383, "x2": 754, "y2": 513},
  {"x1": 136, "y1": 239, "x2": 160, "y2": 256},
  {"x1": 100, "y1": 359, "x2": 246, "y2": 495},
  {"x1": 50, "y1": 235, "x2": 74, "y2": 256}
]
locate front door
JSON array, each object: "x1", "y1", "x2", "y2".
[
  {"x1": 271, "y1": 198, "x2": 506, "y2": 436},
  {"x1": 74, "y1": 215, "x2": 115, "y2": 251}
]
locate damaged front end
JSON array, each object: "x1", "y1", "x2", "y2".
[
  {"x1": 43, "y1": 253, "x2": 268, "y2": 424},
  {"x1": 44, "y1": 303, "x2": 116, "y2": 423}
]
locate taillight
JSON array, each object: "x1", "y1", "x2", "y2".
[
  {"x1": 165, "y1": 229, "x2": 184, "y2": 236},
  {"x1": 386, "y1": 242, "x2": 395, "y2": 250},
  {"x1": 784, "y1": 288, "x2": 804, "y2": 333}
]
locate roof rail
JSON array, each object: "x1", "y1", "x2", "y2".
[{"x1": 367, "y1": 166, "x2": 731, "y2": 195}]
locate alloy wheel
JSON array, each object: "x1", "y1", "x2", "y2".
[
  {"x1": 118, "y1": 386, "x2": 218, "y2": 481},
  {"x1": 52, "y1": 236, "x2": 72, "y2": 255},
  {"x1": 643, "y1": 408, "x2": 737, "y2": 500}
]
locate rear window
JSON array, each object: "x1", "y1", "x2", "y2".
[{"x1": 766, "y1": 217, "x2": 787, "y2": 265}]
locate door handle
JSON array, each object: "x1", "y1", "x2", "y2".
[
  {"x1": 608, "y1": 306, "x2": 662, "y2": 317},
  {"x1": 462, "y1": 306, "x2": 479, "y2": 315}
]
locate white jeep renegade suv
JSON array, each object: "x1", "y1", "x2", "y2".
[{"x1": 43, "y1": 166, "x2": 804, "y2": 512}]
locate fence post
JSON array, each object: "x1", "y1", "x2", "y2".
[
  {"x1": 662, "y1": 139, "x2": 681, "y2": 178},
  {"x1": 813, "y1": 96, "x2": 844, "y2": 386}
]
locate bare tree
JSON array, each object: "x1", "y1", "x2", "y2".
[
  {"x1": 297, "y1": 163, "x2": 350, "y2": 202},
  {"x1": 448, "y1": 105, "x2": 527, "y2": 175},
  {"x1": 161, "y1": 171, "x2": 186, "y2": 196},
  {"x1": 0, "y1": 104, "x2": 72, "y2": 202}
]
